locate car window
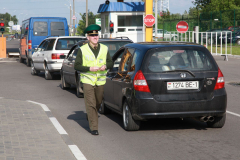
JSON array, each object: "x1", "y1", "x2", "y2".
[
  {"x1": 56, "y1": 38, "x2": 85, "y2": 50},
  {"x1": 37, "y1": 40, "x2": 47, "y2": 51},
  {"x1": 129, "y1": 49, "x2": 141, "y2": 72},
  {"x1": 51, "y1": 22, "x2": 65, "y2": 36},
  {"x1": 41, "y1": 41, "x2": 49, "y2": 51},
  {"x1": 145, "y1": 48, "x2": 217, "y2": 73},
  {"x1": 120, "y1": 48, "x2": 134, "y2": 72},
  {"x1": 33, "y1": 22, "x2": 48, "y2": 36},
  {"x1": 99, "y1": 41, "x2": 132, "y2": 57},
  {"x1": 46, "y1": 39, "x2": 56, "y2": 50}
]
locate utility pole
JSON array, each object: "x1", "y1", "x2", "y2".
[
  {"x1": 70, "y1": 4, "x2": 72, "y2": 36},
  {"x1": 73, "y1": 0, "x2": 75, "y2": 35},
  {"x1": 86, "y1": 0, "x2": 88, "y2": 28},
  {"x1": 155, "y1": 0, "x2": 158, "y2": 41},
  {"x1": 145, "y1": 0, "x2": 153, "y2": 42}
]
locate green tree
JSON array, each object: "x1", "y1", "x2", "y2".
[{"x1": 77, "y1": 11, "x2": 100, "y2": 36}]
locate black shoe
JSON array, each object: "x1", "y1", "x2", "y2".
[{"x1": 91, "y1": 130, "x2": 99, "y2": 135}]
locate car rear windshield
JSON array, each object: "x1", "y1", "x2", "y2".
[
  {"x1": 99, "y1": 41, "x2": 132, "y2": 57},
  {"x1": 144, "y1": 47, "x2": 218, "y2": 73},
  {"x1": 56, "y1": 38, "x2": 86, "y2": 50}
]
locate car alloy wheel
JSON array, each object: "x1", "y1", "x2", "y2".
[
  {"x1": 31, "y1": 61, "x2": 39, "y2": 75},
  {"x1": 99, "y1": 98, "x2": 110, "y2": 114},
  {"x1": 76, "y1": 78, "x2": 83, "y2": 98},
  {"x1": 61, "y1": 72, "x2": 70, "y2": 89},
  {"x1": 122, "y1": 100, "x2": 140, "y2": 131},
  {"x1": 237, "y1": 39, "x2": 240, "y2": 45},
  {"x1": 45, "y1": 65, "x2": 53, "y2": 80}
]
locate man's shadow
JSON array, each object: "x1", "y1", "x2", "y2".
[{"x1": 67, "y1": 111, "x2": 100, "y2": 133}]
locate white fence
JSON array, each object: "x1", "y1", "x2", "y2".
[{"x1": 154, "y1": 31, "x2": 233, "y2": 60}]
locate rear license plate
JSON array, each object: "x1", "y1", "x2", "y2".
[{"x1": 167, "y1": 81, "x2": 199, "y2": 90}]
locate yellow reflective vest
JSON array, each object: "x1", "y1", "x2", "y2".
[{"x1": 80, "y1": 43, "x2": 108, "y2": 86}]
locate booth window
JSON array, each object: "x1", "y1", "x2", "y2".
[
  {"x1": 118, "y1": 15, "x2": 143, "y2": 27},
  {"x1": 105, "y1": 15, "x2": 109, "y2": 33}
]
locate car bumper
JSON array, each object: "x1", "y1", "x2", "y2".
[
  {"x1": 47, "y1": 61, "x2": 63, "y2": 72},
  {"x1": 130, "y1": 89, "x2": 227, "y2": 120}
]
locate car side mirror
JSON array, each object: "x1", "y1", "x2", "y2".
[
  {"x1": 34, "y1": 48, "x2": 38, "y2": 52},
  {"x1": 60, "y1": 55, "x2": 66, "y2": 59}
]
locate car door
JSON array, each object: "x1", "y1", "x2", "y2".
[
  {"x1": 33, "y1": 40, "x2": 46, "y2": 70},
  {"x1": 104, "y1": 48, "x2": 126, "y2": 110},
  {"x1": 68, "y1": 47, "x2": 79, "y2": 84},
  {"x1": 62, "y1": 45, "x2": 77, "y2": 84},
  {"x1": 38, "y1": 40, "x2": 49, "y2": 70},
  {"x1": 111, "y1": 48, "x2": 135, "y2": 111}
]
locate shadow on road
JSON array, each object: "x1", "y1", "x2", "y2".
[
  {"x1": 103, "y1": 112, "x2": 208, "y2": 131},
  {"x1": 67, "y1": 111, "x2": 91, "y2": 133}
]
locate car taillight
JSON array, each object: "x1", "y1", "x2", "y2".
[
  {"x1": 214, "y1": 68, "x2": 225, "y2": 90},
  {"x1": 28, "y1": 40, "x2": 32, "y2": 50},
  {"x1": 52, "y1": 53, "x2": 64, "y2": 59},
  {"x1": 133, "y1": 70, "x2": 150, "y2": 92}
]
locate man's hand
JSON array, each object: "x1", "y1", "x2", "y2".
[
  {"x1": 99, "y1": 65, "x2": 106, "y2": 71},
  {"x1": 90, "y1": 66, "x2": 100, "y2": 72}
]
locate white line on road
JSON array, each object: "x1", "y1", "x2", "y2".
[
  {"x1": 49, "y1": 117, "x2": 68, "y2": 135},
  {"x1": 227, "y1": 110, "x2": 240, "y2": 117},
  {"x1": 69, "y1": 145, "x2": 87, "y2": 160},
  {"x1": 27, "y1": 100, "x2": 50, "y2": 111},
  {"x1": 27, "y1": 100, "x2": 87, "y2": 160}
]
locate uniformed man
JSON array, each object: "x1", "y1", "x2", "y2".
[{"x1": 74, "y1": 24, "x2": 113, "y2": 135}]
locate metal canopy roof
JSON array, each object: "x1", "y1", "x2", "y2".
[{"x1": 97, "y1": 2, "x2": 145, "y2": 13}]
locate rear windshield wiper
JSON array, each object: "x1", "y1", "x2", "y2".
[{"x1": 162, "y1": 69, "x2": 195, "y2": 77}]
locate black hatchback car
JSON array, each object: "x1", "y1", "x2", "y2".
[
  {"x1": 60, "y1": 38, "x2": 133, "y2": 97},
  {"x1": 100, "y1": 42, "x2": 227, "y2": 131}
]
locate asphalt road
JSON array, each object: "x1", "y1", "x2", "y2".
[{"x1": 0, "y1": 56, "x2": 240, "y2": 160}]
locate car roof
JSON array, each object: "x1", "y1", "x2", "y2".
[
  {"x1": 124, "y1": 42, "x2": 204, "y2": 51},
  {"x1": 75, "y1": 37, "x2": 133, "y2": 45},
  {"x1": 46, "y1": 36, "x2": 87, "y2": 40}
]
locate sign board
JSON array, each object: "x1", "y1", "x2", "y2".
[
  {"x1": 144, "y1": 14, "x2": 155, "y2": 27},
  {"x1": 8, "y1": 21, "x2": 14, "y2": 26},
  {"x1": 176, "y1": 21, "x2": 189, "y2": 33},
  {"x1": 12, "y1": 25, "x2": 21, "y2": 31},
  {"x1": 72, "y1": 15, "x2": 76, "y2": 20},
  {"x1": 95, "y1": 18, "x2": 101, "y2": 26}
]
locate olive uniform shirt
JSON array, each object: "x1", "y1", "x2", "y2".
[{"x1": 74, "y1": 43, "x2": 113, "y2": 72}]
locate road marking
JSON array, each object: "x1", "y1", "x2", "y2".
[
  {"x1": 27, "y1": 100, "x2": 87, "y2": 160},
  {"x1": 0, "y1": 61, "x2": 17, "y2": 62},
  {"x1": 27, "y1": 100, "x2": 50, "y2": 111},
  {"x1": 49, "y1": 117, "x2": 68, "y2": 135},
  {"x1": 227, "y1": 110, "x2": 240, "y2": 117},
  {"x1": 69, "y1": 145, "x2": 87, "y2": 160}
]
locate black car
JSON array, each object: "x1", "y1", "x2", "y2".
[
  {"x1": 220, "y1": 29, "x2": 240, "y2": 45},
  {"x1": 60, "y1": 37, "x2": 133, "y2": 97},
  {"x1": 100, "y1": 42, "x2": 227, "y2": 131}
]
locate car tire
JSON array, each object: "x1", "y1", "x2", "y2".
[
  {"x1": 45, "y1": 65, "x2": 53, "y2": 80},
  {"x1": 19, "y1": 56, "x2": 23, "y2": 63},
  {"x1": 171, "y1": 36, "x2": 178, "y2": 41},
  {"x1": 237, "y1": 39, "x2": 240, "y2": 45},
  {"x1": 26, "y1": 57, "x2": 31, "y2": 67},
  {"x1": 99, "y1": 98, "x2": 111, "y2": 114},
  {"x1": 207, "y1": 38, "x2": 215, "y2": 45},
  {"x1": 207, "y1": 114, "x2": 226, "y2": 128},
  {"x1": 61, "y1": 72, "x2": 70, "y2": 89},
  {"x1": 31, "y1": 61, "x2": 39, "y2": 75},
  {"x1": 123, "y1": 100, "x2": 140, "y2": 131},
  {"x1": 76, "y1": 78, "x2": 84, "y2": 98}
]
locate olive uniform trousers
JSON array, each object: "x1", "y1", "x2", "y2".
[{"x1": 83, "y1": 83, "x2": 104, "y2": 131}]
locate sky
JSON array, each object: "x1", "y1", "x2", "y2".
[{"x1": 1, "y1": 0, "x2": 195, "y2": 26}]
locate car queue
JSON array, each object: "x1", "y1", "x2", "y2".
[{"x1": 18, "y1": 18, "x2": 227, "y2": 131}]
